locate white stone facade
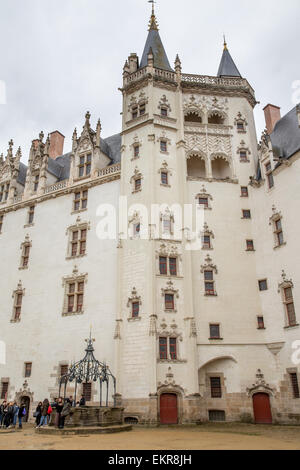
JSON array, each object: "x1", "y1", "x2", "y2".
[{"x1": 0, "y1": 11, "x2": 299, "y2": 425}]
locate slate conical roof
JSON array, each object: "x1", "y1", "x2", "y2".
[
  {"x1": 217, "y1": 41, "x2": 241, "y2": 78},
  {"x1": 139, "y1": 7, "x2": 173, "y2": 72}
]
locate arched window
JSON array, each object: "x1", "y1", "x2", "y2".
[
  {"x1": 211, "y1": 156, "x2": 231, "y2": 180},
  {"x1": 187, "y1": 155, "x2": 206, "y2": 178},
  {"x1": 208, "y1": 112, "x2": 225, "y2": 125},
  {"x1": 184, "y1": 112, "x2": 202, "y2": 124}
]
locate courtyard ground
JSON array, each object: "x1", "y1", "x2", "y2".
[{"x1": 0, "y1": 423, "x2": 300, "y2": 450}]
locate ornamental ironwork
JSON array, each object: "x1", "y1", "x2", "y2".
[{"x1": 59, "y1": 334, "x2": 116, "y2": 407}]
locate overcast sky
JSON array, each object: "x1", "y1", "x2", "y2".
[{"x1": 0, "y1": 0, "x2": 299, "y2": 162}]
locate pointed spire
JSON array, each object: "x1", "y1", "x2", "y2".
[
  {"x1": 140, "y1": 1, "x2": 173, "y2": 71},
  {"x1": 217, "y1": 38, "x2": 242, "y2": 78},
  {"x1": 148, "y1": 0, "x2": 159, "y2": 31}
]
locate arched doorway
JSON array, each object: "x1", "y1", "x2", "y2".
[
  {"x1": 20, "y1": 396, "x2": 30, "y2": 423},
  {"x1": 253, "y1": 393, "x2": 272, "y2": 424},
  {"x1": 160, "y1": 394, "x2": 178, "y2": 425}
]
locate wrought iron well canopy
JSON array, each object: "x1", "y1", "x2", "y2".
[{"x1": 59, "y1": 334, "x2": 116, "y2": 407}]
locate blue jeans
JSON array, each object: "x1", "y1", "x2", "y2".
[
  {"x1": 13, "y1": 413, "x2": 18, "y2": 426},
  {"x1": 39, "y1": 415, "x2": 47, "y2": 426},
  {"x1": 18, "y1": 416, "x2": 23, "y2": 427}
]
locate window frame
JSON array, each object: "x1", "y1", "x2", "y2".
[{"x1": 210, "y1": 377, "x2": 222, "y2": 398}]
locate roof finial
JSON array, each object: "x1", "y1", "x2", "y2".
[
  {"x1": 223, "y1": 34, "x2": 228, "y2": 50},
  {"x1": 148, "y1": 0, "x2": 158, "y2": 31}
]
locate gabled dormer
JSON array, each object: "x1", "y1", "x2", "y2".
[{"x1": 70, "y1": 111, "x2": 112, "y2": 182}]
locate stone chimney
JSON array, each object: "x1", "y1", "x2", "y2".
[
  {"x1": 263, "y1": 104, "x2": 281, "y2": 135},
  {"x1": 128, "y1": 53, "x2": 138, "y2": 73},
  {"x1": 49, "y1": 131, "x2": 65, "y2": 159}
]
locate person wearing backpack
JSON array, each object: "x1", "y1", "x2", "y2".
[{"x1": 18, "y1": 402, "x2": 26, "y2": 429}]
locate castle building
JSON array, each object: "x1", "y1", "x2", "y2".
[{"x1": 0, "y1": 7, "x2": 300, "y2": 425}]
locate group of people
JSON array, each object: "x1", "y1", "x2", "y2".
[
  {"x1": 0, "y1": 401, "x2": 27, "y2": 429},
  {"x1": 0, "y1": 395, "x2": 86, "y2": 431},
  {"x1": 35, "y1": 395, "x2": 86, "y2": 429}
]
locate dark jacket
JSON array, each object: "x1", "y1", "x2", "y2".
[
  {"x1": 18, "y1": 405, "x2": 26, "y2": 418},
  {"x1": 56, "y1": 404, "x2": 64, "y2": 414},
  {"x1": 79, "y1": 397, "x2": 86, "y2": 407},
  {"x1": 41, "y1": 400, "x2": 49, "y2": 417}
]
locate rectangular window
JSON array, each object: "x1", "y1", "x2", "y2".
[
  {"x1": 139, "y1": 103, "x2": 146, "y2": 116},
  {"x1": 135, "y1": 178, "x2": 141, "y2": 191},
  {"x1": 134, "y1": 145, "x2": 140, "y2": 158},
  {"x1": 257, "y1": 316, "x2": 265, "y2": 329},
  {"x1": 169, "y1": 258, "x2": 177, "y2": 276},
  {"x1": 240, "y1": 151, "x2": 248, "y2": 162},
  {"x1": 22, "y1": 245, "x2": 30, "y2": 267},
  {"x1": 25, "y1": 362, "x2": 32, "y2": 378},
  {"x1": 284, "y1": 288, "x2": 296, "y2": 326},
  {"x1": 246, "y1": 240, "x2": 254, "y2": 251},
  {"x1": 209, "y1": 410, "x2": 225, "y2": 422},
  {"x1": 0, "y1": 214, "x2": 3, "y2": 232},
  {"x1": 205, "y1": 271, "x2": 215, "y2": 296},
  {"x1": 132, "y1": 302, "x2": 139, "y2": 318},
  {"x1": 161, "y1": 172, "x2": 168, "y2": 185},
  {"x1": 274, "y1": 219, "x2": 284, "y2": 246},
  {"x1": 132, "y1": 106, "x2": 138, "y2": 119},
  {"x1": 60, "y1": 364, "x2": 68, "y2": 377},
  {"x1": 203, "y1": 235, "x2": 211, "y2": 250},
  {"x1": 210, "y1": 377, "x2": 222, "y2": 398},
  {"x1": 160, "y1": 140, "x2": 167, "y2": 153},
  {"x1": 70, "y1": 229, "x2": 87, "y2": 257},
  {"x1": 159, "y1": 256, "x2": 167, "y2": 275},
  {"x1": 169, "y1": 338, "x2": 177, "y2": 360},
  {"x1": 210, "y1": 324, "x2": 220, "y2": 339},
  {"x1": 161, "y1": 107, "x2": 168, "y2": 117},
  {"x1": 66, "y1": 280, "x2": 85, "y2": 314},
  {"x1": 165, "y1": 294, "x2": 174, "y2": 311},
  {"x1": 33, "y1": 173, "x2": 39, "y2": 192},
  {"x1": 259, "y1": 279, "x2": 268, "y2": 292},
  {"x1": 242, "y1": 210, "x2": 251, "y2": 219},
  {"x1": 199, "y1": 197, "x2": 209, "y2": 208},
  {"x1": 78, "y1": 154, "x2": 92, "y2": 178},
  {"x1": 163, "y1": 219, "x2": 171, "y2": 234},
  {"x1": 134, "y1": 223, "x2": 140, "y2": 237},
  {"x1": 159, "y1": 338, "x2": 168, "y2": 360},
  {"x1": 290, "y1": 373, "x2": 300, "y2": 399},
  {"x1": 241, "y1": 186, "x2": 249, "y2": 197},
  {"x1": 4, "y1": 183, "x2": 10, "y2": 201},
  {"x1": 237, "y1": 122, "x2": 245, "y2": 131},
  {"x1": 14, "y1": 293, "x2": 23, "y2": 321},
  {"x1": 28, "y1": 206, "x2": 35, "y2": 225},
  {"x1": 74, "y1": 190, "x2": 88, "y2": 212},
  {"x1": 1, "y1": 382, "x2": 8, "y2": 400},
  {"x1": 0, "y1": 182, "x2": 10, "y2": 202},
  {"x1": 265, "y1": 162, "x2": 274, "y2": 189},
  {"x1": 83, "y1": 382, "x2": 92, "y2": 401}
]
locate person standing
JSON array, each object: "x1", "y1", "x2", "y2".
[
  {"x1": 59, "y1": 399, "x2": 71, "y2": 429},
  {"x1": 12, "y1": 402, "x2": 19, "y2": 428},
  {"x1": 18, "y1": 403, "x2": 26, "y2": 429},
  {"x1": 4, "y1": 402, "x2": 14, "y2": 428},
  {"x1": 34, "y1": 402, "x2": 42, "y2": 427},
  {"x1": 0, "y1": 401, "x2": 7, "y2": 428},
  {"x1": 79, "y1": 395, "x2": 86, "y2": 407},
  {"x1": 55, "y1": 397, "x2": 64, "y2": 428},
  {"x1": 37, "y1": 399, "x2": 49, "y2": 427}
]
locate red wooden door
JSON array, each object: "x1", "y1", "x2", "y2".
[
  {"x1": 253, "y1": 393, "x2": 272, "y2": 424},
  {"x1": 160, "y1": 394, "x2": 178, "y2": 424}
]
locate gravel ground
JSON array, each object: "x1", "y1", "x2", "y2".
[{"x1": 0, "y1": 423, "x2": 300, "y2": 450}]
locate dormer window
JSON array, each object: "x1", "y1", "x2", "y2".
[
  {"x1": 79, "y1": 154, "x2": 92, "y2": 178},
  {"x1": 132, "y1": 106, "x2": 138, "y2": 120},
  {"x1": 139, "y1": 103, "x2": 146, "y2": 116},
  {"x1": 0, "y1": 183, "x2": 10, "y2": 202},
  {"x1": 265, "y1": 162, "x2": 274, "y2": 189},
  {"x1": 33, "y1": 173, "x2": 39, "y2": 192}
]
